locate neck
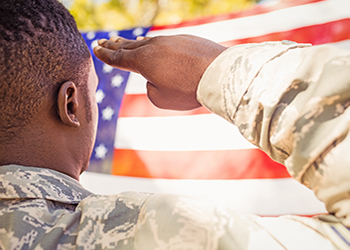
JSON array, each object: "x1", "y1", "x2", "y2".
[{"x1": 0, "y1": 128, "x2": 83, "y2": 180}]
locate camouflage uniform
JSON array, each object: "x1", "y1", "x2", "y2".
[
  {"x1": 198, "y1": 41, "x2": 350, "y2": 248},
  {"x1": 0, "y1": 165, "x2": 346, "y2": 249},
  {"x1": 1, "y1": 42, "x2": 350, "y2": 249}
]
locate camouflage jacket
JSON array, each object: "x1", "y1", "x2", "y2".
[
  {"x1": 2, "y1": 42, "x2": 350, "y2": 250},
  {"x1": 198, "y1": 41, "x2": 350, "y2": 227},
  {"x1": 1, "y1": 165, "x2": 248, "y2": 250},
  {"x1": 2, "y1": 165, "x2": 349, "y2": 250}
]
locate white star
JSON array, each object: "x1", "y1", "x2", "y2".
[
  {"x1": 111, "y1": 74, "x2": 124, "y2": 88},
  {"x1": 91, "y1": 39, "x2": 99, "y2": 49},
  {"x1": 86, "y1": 31, "x2": 96, "y2": 40},
  {"x1": 95, "y1": 89, "x2": 105, "y2": 104},
  {"x1": 108, "y1": 30, "x2": 119, "y2": 38},
  {"x1": 133, "y1": 27, "x2": 144, "y2": 37},
  {"x1": 95, "y1": 144, "x2": 108, "y2": 159},
  {"x1": 102, "y1": 106, "x2": 115, "y2": 121},
  {"x1": 103, "y1": 64, "x2": 114, "y2": 73}
]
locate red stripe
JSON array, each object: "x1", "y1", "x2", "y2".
[
  {"x1": 220, "y1": 18, "x2": 350, "y2": 46},
  {"x1": 119, "y1": 93, "x2": 210, "y2": 117},
  {"x1": 112, "y1": 148, "x2": 291, "y2": 179},
  {"x1": 150, "y1": 0, "x2": 324, "y2": 31}
]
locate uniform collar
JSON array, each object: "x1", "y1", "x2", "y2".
[{"x1": 0, "y1": 165, "x2": 92, "y2": 204}]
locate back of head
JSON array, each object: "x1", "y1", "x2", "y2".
[{"x1": 0, "y1": 0, "x2": 91, "y2": 142}]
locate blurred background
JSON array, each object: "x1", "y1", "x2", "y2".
[{"x1": 61, "y1": 0, "x2": 262, "y2": 30}]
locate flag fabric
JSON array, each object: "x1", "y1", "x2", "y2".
[
  {"x1": 80, "y1": 0, "x2": 350, "y2": 216},
  {"x1": 81, "y1": 27, "x2": 151, "y2": 174}
]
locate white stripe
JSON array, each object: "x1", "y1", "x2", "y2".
[
  {"x1": 80, "y1": 172, "x2": 327, "y2": 216},
  {"x1": 124, "y1": 72, "x2": 147, "y2": 95},
  {"x1": 115, "y1": 114, "x2": 257, "y2": 151},
  {"x1": 330, "y1": 39, "x2": 350, "y2": 51},
  {"x1": 148, "y1": 0, "x2": 350, "y2": 43}
]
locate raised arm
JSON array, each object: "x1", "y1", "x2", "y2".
[
  {"x1": 94, "y1": 36, "x2": 350, "y2": 226},
  {"x1": 198, "y1": 41, "x2": 350, "y2": 226}
]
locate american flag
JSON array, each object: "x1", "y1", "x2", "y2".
[{"x1": 80, "y1": 0, "x2": 350, "y2": 216}]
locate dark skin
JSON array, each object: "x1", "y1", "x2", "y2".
[
  {"x1": 94, "y1": 35, "x2": 227, "y2": 111},
  {"x1": 0, "y1": 35, "x2": 221, "y2": 181},
  {"x1": 0, "y1": 60, "x2": 99, "y2": 181}
]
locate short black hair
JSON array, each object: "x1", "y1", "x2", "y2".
[{"x1": 0, "y1": 0, "x2": 91, "y2": 141}]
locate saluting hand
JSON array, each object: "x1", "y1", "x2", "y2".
[{"x1": 94, "y1": 35, "x2": 227, "y2": 110}]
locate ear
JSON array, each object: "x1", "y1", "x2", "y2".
[{"x1": 57, "y1": 81, "x2": 80, "y2": 127}]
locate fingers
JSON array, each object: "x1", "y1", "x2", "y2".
[
  {"x1": 93, "y1": 35, "x2": 157, "y2": 74},
  {"x1": 136, "y1": 36, "x2": 152, "y2": 41},
  {"x1": 93, "y1": 45, "x2": 137, "y2": 73},
  {"x1": 101, "y1": 36, "x2": 149, "y2": 50},
  {"x1": 93, "y1": 36, "x2": 147, "y2": 72},
  {"x1": 93, "y1": 45, "x2": 118, "y2": 67},
  {"x1": 97, "y1": 36, "x2": 135, "y2": 50},
  {"x1": 97, "y1": 39, "x2": 121, "y2": 51}
]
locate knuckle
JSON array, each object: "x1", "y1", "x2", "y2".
[
  {"x1": 110, "y1": 51, "x2": 122, "y2": 66},
  {"x1": 138, "y1": 42, "x2": 156, "y2": 61},
  {"x1": 150, "y1": 36, "x2": 167, "y2": 45}
]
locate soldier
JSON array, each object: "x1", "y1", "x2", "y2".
[
  {"x1": 1, "y1": 1, "x2": 350, "y2": 250},
  {"x1": 94, "y1": 35, "x2": 350, "y2": 249}
]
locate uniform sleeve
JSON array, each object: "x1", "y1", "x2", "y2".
[{"x1": 197, "y1": 41, "x2": 350, "y2": 226}]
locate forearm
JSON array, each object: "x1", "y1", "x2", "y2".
[
  {"x1": 198, "y1": 41, "x2": 349, "y2": 170},
  {"x1": 197, "y1": 42, "x2": 350, "y2": 223}
]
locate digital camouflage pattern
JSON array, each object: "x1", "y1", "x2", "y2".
[
  {"x1": 2, "y1": 42, "x2": 350, "y2": 249},
  {"x1": 0, "y1": 165, "x2": 150, "y2": 249},
  {"x1": 0, "y1": 165, "x2": 348, "y2": 249},
  {"x1": 198, "y1": 41, "x2": 350, "y2": 246}
]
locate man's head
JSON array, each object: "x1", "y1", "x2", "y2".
[{"x1": 0, "y1": 0, "x2": 98, "y2": 179}]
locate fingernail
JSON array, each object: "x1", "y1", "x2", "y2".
[
  {"x1": 94, "y1": 45, "x2": 102, "y2": 51},
  {"x1": 110, "y1": 36, "x2": 121, "y2": 42},
  {"x1": 136, "y1": 36, "x2": 145, "y2": 41},
  {"x1": 98, "y1": 39, "x2": 107, "y2": 45}
]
